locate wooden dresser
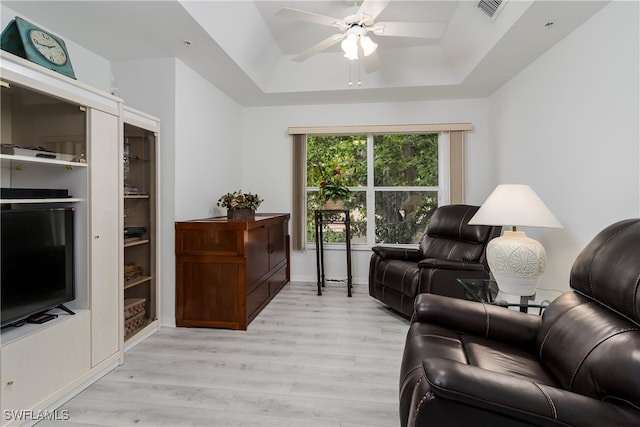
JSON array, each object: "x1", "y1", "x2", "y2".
[{"x1": 175, "y1": 213, "x2": 290, "y2": 330}]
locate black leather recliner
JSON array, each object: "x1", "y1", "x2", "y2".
[
  {"x1": 368, "y1": 204, "x2": 501, "y2": 317},
  {"x1": 399, "y1": 218, "x2": 640, "y2": 427}
]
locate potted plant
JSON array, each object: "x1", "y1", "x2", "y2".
[
  {"x1": 217, "y1": 190, "x2": 263, "y2": 219},
  {"x1": 318, "y1": 167, "x2": 351, "y2": 209}
]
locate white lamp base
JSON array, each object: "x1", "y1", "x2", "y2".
[{"x1": 486, "y1": 231, "x2": 546, "y2": 296}]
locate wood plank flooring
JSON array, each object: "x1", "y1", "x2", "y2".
[{"x1": 39, "y1": 282, "x2": 411, "y2": 427}]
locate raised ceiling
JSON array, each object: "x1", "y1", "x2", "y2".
[{"x1": 2, "y1": 1, "x2": 608, "y2": 106}]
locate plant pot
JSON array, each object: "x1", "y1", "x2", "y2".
[
  {"x1": 322, "y1": 199, "x2": 345, "y2": 210},
  {"x1": 227, "y1": 208, "x2": 255, "y2": 220}
]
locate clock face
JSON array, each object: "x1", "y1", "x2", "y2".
[{"x1": 29, "y1": 30, "x2": 67, "y2": 65}]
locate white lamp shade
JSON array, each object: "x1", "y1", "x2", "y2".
[
  {"x1": 468, "y1": 184, "x2": 562, "y2": 297},
  {"x1": 468, "y1": 184, "x2": 562, "y2": 229}
]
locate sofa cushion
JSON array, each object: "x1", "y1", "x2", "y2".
[
  {"x1": 538, "y1": 292, "x2": 640, "y2": 409},
  {"x1": 462, "y1": 335, "x2": 557, "y2": 386},
  {"x1": 423, "y1": 204, "x2": 490, "y2": 243},
  {"x1": 419, "y1": 205, "x2": 493, "y2": 261},
  {"x1": 536, "y1": 219, "x2": 640, "y2": 410},
  {"x1": 402, "y1": 322, "x2": 558, "y2": 388},
  {"x1": 419, "y1": 236, "x2": 486, "y2": 261},
  {"x1": 570, "y1": 218, "x2": 640, "y2": 324}
]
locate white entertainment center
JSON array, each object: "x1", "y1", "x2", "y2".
[{"x1": 0, "y1": 52, "x2": 160, "y2": 426}]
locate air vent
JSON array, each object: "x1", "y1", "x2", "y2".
[{"x1": 477, "y1": 0, "x2": 505, "y2": 19}]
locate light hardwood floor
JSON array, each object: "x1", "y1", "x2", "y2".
[{"x1": 39, "y1": 282, "x2": 410, "y2": 427}]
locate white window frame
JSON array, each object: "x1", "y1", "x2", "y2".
[
  {"x1": 307, "y1": 132, "x2": 450, "y2": 247},
  {"x1": 289, "y1": 124, "x2": 471, "y2": 251}
]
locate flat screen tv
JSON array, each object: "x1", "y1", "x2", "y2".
[{"x1": 1, "y1": 207, "x2": 75, "y2": 327}]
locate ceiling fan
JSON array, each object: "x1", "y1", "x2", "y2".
[{"x1": 276, "y1": 0, "x2": 447, "y2": 73}]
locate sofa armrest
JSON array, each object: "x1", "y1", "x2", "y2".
[
  {"x1": 371, "y1": 246, "x2": 423, "y2": 261},
  {"x1": 413, "y1": 293, "x2": 540, "y2": 348},
  {"x1": 419, "y1": 358, "x2": 640, "y2": 427},
  {"x1": 417, "y1": 258, "x2": 485, "y2": 271}
]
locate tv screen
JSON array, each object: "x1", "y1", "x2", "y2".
[{"x1": 1, "y1": 207, "x2": 75, "y2": 327}]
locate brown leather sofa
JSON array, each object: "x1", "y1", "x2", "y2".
[
  {"x1": 399, "y1": 218, "x2": 640, "y2": 427},
  {"x1": 369, "y1": 204, "x2": 501, "y2": 317}
]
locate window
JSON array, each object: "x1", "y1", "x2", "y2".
[
  {"x1": 306, "y1": 133, "x2": 444, "y2": 245},
  {"x1": 290, "y1": 124, "x2": 470, "y2": 251}
]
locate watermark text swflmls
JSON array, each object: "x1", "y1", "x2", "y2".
[{"x1": 3, "y1": 409, "x2": 70, "y2": 421}]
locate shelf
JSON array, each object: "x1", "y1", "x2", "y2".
[
  {"x1": 1, "y1": 198, "x2": 83, "y2": 204},
  {"x1": 124, "y1": 275, "x2": 153, "y2": 290},
  {"x1": 0, "y1": 308, "x2": 88, "y2": 346},
  {"x1": 125, "y1": 318, "x2": 152, "y2": 340},
  {"x1": 123, "y1": 113, "x2": 158, "y2": 344},
  {"x1": 124, "y1": 238, "x2": 150, "y2": 248},
  {"x1": 124, "y1": 156, "x2": 148, "y2": 162},
  {"x1": 0, "y1": 153, "x2": 87, "y2": 169}
]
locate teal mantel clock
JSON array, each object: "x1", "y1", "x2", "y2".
[{"x1": 1, "y1": 17, "x2": 76, "y2": 79}]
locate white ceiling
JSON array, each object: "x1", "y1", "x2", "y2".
[{"x1": 3, "y1": 0, "x2": 609, "y2": 106}]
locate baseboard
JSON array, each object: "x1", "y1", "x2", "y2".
[{"x1": 289, "y1": 276, "x2": 367, "y2": 286}]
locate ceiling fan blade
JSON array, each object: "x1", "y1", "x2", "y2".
[
  {"x1": 276, "y1": 7, "x2": 347, "y2": 30},
  {"x1": 361, "y1": 51, "x2": 381, "y2": 74},
  {"x1": 292, "y1": 33, "x2": 346, "y2": 62},
  {"x1": 373, "y1": 22, "x2": 447, "y2": 39},
  {"x1": 358, "y1": 0, "x2": 390, "y2": 22}
]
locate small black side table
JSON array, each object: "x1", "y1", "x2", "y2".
[{"x1": 314, "y1": 209, "x2": 352, "y2": 297}]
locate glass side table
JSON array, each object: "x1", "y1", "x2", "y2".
[{"x1": 456, "y1": 278, "x2": 564, "y2": 314}]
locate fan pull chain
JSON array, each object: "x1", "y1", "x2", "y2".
[{"x1": 347, "y1": 59, "x2": 363, "y2": 87}]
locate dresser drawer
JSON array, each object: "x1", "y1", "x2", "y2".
[{"x1": 247, "y1": 280, "x2": 269, "y2": 318}]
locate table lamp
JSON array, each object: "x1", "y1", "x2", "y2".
[{"x1": 468, "y1": 184, "x2": 563, "y2": 296}]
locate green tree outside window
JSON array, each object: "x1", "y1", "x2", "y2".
[{"x1": 307, "y1": 134, "x2": 439, "y2": 244}]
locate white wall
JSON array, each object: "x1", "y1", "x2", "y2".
[
  {"x1": 241, "y1": 99, "x2": 493, "y2": 284},
  {"x1": 488, "y1": 1, "x2": 640, "y2": 290},
  {"x1": 174, "y1": 61, "x2": 244, "y2": 221}
]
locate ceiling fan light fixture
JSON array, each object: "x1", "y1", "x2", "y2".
[
  {"x1": 341, "y1": 33, "x2": 359, "y2": 60},
  {"x1": 360, "y1": 35, "x2": 377, "y2": 56},
  {"x1": 341, "y1": 32, "x2": 377, "y2": 60}
]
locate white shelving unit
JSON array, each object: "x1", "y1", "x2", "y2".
[
  {"x1": 121, "y1": 106, "x2": 160, "y2": 347},
  {"x1": 0, "y1": 52, "x2": 122, "y2": 426}
]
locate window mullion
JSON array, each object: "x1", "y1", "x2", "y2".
[{"x1": 366, "y1": 134, "x2": 375, "y2": 246}]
